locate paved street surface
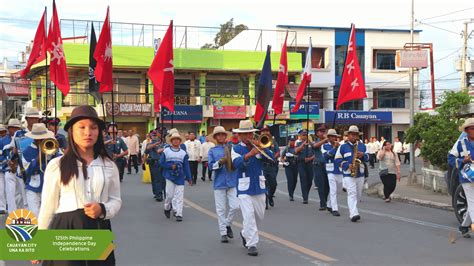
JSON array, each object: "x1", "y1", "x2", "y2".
[{"x1": 2, "y1": 162, "x2": 473, "y2": 266}]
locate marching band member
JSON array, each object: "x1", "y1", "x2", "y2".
[
  {"x1": 104, "y1": 122, "x2": 129, "y2": 183},
  {"x1": 22, "y1": 123, "x2": 61, "y2": 216},
  {"x1": 165, "y1": 128, "x2": 187, "y2": 151},
  {"x1": 321, "y1": 129, "x2": 342, "y2": 216},
  {"x1": 161, "y1": 132, "x2": 192, "y2": 222},
  {"x1": 47, "y1": 117, "x2": 68, "y2": 151},
  {"x1": 35, "y1": 105, "x2": 121, "y2": 265},
  {"x1": 312, "y1": 125, "x2": 330, "y2": 211},
  {"x1": 231, "y1": 120, "x2": 275, "y2": 256},
  {"x1": 295, "y1": 129, "x2": 314, "y2": 204},
  {"x1": 146, "y1": 129, "x2": 166, "y2": 201},
  {"x1": 281, "y1": 135, "x2": 298, "y2": 201},
  {"x1": 208, "y1": 126, "x2": 239, "y2": 243},
  {"x1": 334, "y1": 125, "x2": 368, "y2": 222},
  {"x1": 0, "y1": 124, "x2": 8, "y2": 214},
  {"x1": 261, "y1": 125, "x2": 280, "y2": 209},
  {"x1": 448, "y1": 118, "x2": 474, "y2": 238}
]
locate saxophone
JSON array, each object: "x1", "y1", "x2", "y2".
[{"x1": 351, "y1": 141, "x2": 362, "y2": 177}]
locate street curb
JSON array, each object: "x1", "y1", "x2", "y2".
[{"x1": 365, "y1": 183, "x2": 453, "y2": 211}]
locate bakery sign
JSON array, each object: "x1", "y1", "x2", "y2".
[{"x1": 106, "y1": 103, "x2": 153, "y2": 117}]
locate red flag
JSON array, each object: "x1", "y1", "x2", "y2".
[
  {"x1": 94, "y1": 7, "x2": 113, "y2": 93},
  {"x1": 46, "y1": 0, "x2": 70, "y2": 96},
  {"x1": 147, "y1": 21, "x2": 174, "y2": 113},
  {"x1": 272, "y1": 32, "x2": 288, "y2": 115},
  {"x1": 336, "y1": 24, "x2": 366, "y2": 109},
  {"x1": 291, "y1": 38, "x2": 312, "y2": 113},
  {"x1": 19, "y1": 10, "x2": 46, "y2": 78}
]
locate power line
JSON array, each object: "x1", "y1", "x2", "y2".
[
  {"x1": 418, "y1": 7, "x2": 474, "y2": 21},
  {"x1": 417, "y1": 21, "x2": 461, "y2": 35}
]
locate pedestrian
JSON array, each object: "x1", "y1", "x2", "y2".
[
  {"x1": 448, "y1": 118, "x2": 474, "y2": 238},
  {"x1": 23, "y1": 123, "x2": 61, "y2": 216},
  {"x1": 232, "y1": 120, "x2": 275, "y2": 256},
  {"x1": 377, "y1": 140, "x2": 401, "y2": 202},
  {"x1": 261, "y1": 125, "x2": 280, "y2": 209},
  {"x1": 185, "y1": 132, "x2": 201, "y2": 184},
  {"x1": 294, "y1": 129, "x2": 314, "y2": 204},
  {"x1": 322, "y1": 129, "x2": 342, "y2": 216},
  {"x1": 393, "y1": 137, "x2": 403, "y2": 162},
  {"x1": 403, "y1": 141, "x2": 411, "y2": 164},
  {"x1": 199, "y1": 130, "x2": 206, "y2": 144},
  {"x1": 146, "y1": 130, "x2": 166, "y2": 202},
  {"x1": 126, "y1": 129, "x2": 140, "y2": 174},
  {"x1": 34, "y1": 105, "x2": 121, "y2": 265},
  {"x1": 281, "y1": 136, "x2": 298, "y2": 201},
  {"x1": 0, "y1": 124, "x2": 8, "y2": 215},
  {"x1": 367, "y1": 137, "x2": 378, "y2": 168},
  {"x1": 208, "y1": 126, "x2": 239, "y2": 243},
  {"x1": 311, "y1": 125, "x2": 330, "y2": 211},
  {"x1": 200, "y1": 136, "x2": 215, "y2": 181},
  {"x1": 162, "y1": 132, "x2": 192, "y2": 222},
  {"x1": 335, "y1": 125, "x2": 368, "y2": 222},
  {"x1": 104, "y1": 123, "x2": 128, "y2": 182}
]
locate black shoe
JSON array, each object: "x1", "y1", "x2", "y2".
[
  {"x1": 240, "y1": 232, "x2": 247, "y2": 247},
  {"x1": 176, "y1": 216, "x2": 183, "y2": 222},
  {"x1": 0, "y1": 210, "x2": 6, "y2": 215},
  {"x1": 209, "y1": 178, "x2": 212, "y2": 181},
  {"x1": 247, "y1": 246, "x2": 258, "y2": 256},
  {"x1": 201, "y1": 177, "x2": 205, "y2": 182},
  {"x1": 319, "y1": 206, "x2": 327, "y2": 211},
  {"x1": 156, "y1": 194, "x2": 163, "y2": 202},
  {"x1": 332, "y1": 211, "x2": 341, "y2": 216},
  {"x1": 289, "y1": 196, "x2": 294, "y2": 201},
  {"x1": 459, "y1": 226, "x2": 471, "y2": 238},
  {"x1": 193, "y1": 181, "x2": 197, "y2": 185},
  {"x1": 351, "y1": 215, "x2": 361, "y2": 222},
  {"x1": 221, "y1": 235, "x2": 229, "y2": 243},
  {"x1": 268, "y1": 197, "x2": 274, "y2": 207},
  {"x1": 164, "y1": 209, "x2": 171, "y2": 219},
  {"x1": 303, "y1": 200, "x2": 308, "y2": 204},
  {"x1": 127, "y1": 172, "x2": 131, "y2": 175},
  {"x1": 342, "y1": 188, "x2": 347, "y2": 193},
  {"x1": 226, "y1": 226, "x2": 234, "y2": 239},
  {"x1": 327, "y1": 207, "x2": 333, "y2": 213}
]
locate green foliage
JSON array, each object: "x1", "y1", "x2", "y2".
[
  {"x1": 201, "y1": 18, "x2": 248, "y2": 49},
  {"x1": 405, "y1": 91, "x2": 471, "y2": 170}
]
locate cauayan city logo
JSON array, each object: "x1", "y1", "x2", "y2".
[{"x1": 5, "y1": 209, "x2": 38, "y2": 242}]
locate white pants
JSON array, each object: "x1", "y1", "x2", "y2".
[
  {"x1": 327, "y1": 173, "x2": 342, "y2": 211},
  {"x1": 345, "y1": 177, "x2": 364, "y2": 218},
  {"x1": 239, "y1": 193, "x2": 266, "y2": 248},
  {"x1": 0, "y1": 172, "x2": 6, "y2": 211},
  {"x1": 26, "y1": 190, "x2": 41, "y2": 216},
  {"x1": 164, "y1": 179, "x2": 184, "y2": 217},
  {"x1": 461, "y1": 183, "x2": 474, "y2": 227},
  {"x1": 214, "y1": 188, "x2": 240, "y2": 236},
  {"x1": 5, "y1": 172, "x2": 26, "y2": 213}
]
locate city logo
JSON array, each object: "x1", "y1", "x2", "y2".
[{"x1": 5, "y1": 209, "x2": 38, "y2": 242}]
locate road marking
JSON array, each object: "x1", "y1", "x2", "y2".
[{"x1": 183, "y1": 198, "x2": 337, "y2": 263}]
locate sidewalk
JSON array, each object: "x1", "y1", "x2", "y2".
[{"x1": 366, "y1": 176, "x2": 453, "y2": 211}]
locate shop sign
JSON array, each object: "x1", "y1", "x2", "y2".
[
  {"x1": 213, "y1": 106, "x2": 246, "y2": 119},
  {"x1": 289, "y1": 102, "x2": 320, "y2": 119},
  {"x1": 106, "y1": 103, "x2": 152, "y2": 117},
  {"x1": 325, "y1": 111, "x2": 392, "y2": 124},
  {"x1": 162, "y1": 105, "x2": 203, "y2": 123}
]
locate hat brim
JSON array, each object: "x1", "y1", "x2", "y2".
[
  {"x1": 232, "y1": 128, "x2": 259, "y2": 133},
  {"x1": 25, "y1": 115, "x2": 42, "y2": 119},
  {"x1": 25, "y1": 130, "x2": 55, "y2": 140},
  {"x1": 460, "y1": 123, "x2": 474, "y2": 131},
  {"x1": 166, "y1": 135, "x2": 186, "y2": 145},
  {"x1": 64, "y1": 116, "x2": 106, "y2": 131},
  {"x1": 208, "y1": 131, "x2": 232, "y2": 144}
]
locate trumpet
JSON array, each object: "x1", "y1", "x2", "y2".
[
  {"x1": 250, "y1": 133, "x2": 274, "y2": 161},
  {"x1": 39, "y1": 138, "x2": 59, "y2": 172}
]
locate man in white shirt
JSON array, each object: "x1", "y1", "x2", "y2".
[
  {"x1": 367, "y1": 137, "x2": 378, "y2": 169},
  {"x1": 393, "y1": 137, "x2": 403, "y2": 162},
  {"x1": 185, "y1": 132, "x2": 201, "y2": 184},
  {"x1": 127, "y1": 129, "x2": 140, "y2": 174},
  {"x1": 402, "y1": 141, "x2": 411, "y2": 164},
  {"x1": 200, "y1": 136, "x2": 215, "y2": 181}
]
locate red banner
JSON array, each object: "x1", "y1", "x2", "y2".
[{"x1": 213, "y1": 106, "x2": 246, "y2": 119}]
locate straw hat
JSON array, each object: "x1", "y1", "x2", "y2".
[
  {"x1": 166, "y1": 132, "x2": 185, "y2": 145},
  {"x1": 208, "y1": 126, "x2": 232, "y2": 143},
  {"x1": 7, "y1": 119, "x2": 22, "y2": 128},
  {"x1": 460, "y1": 118, "x2": 474, "y2": 132},
  {"x1": 24, "y1": 107, "x2": 42, "y2": 118},
  {"x1": 347, "y1": 125, "x2": 360, "y2": 133},
  {"x1": 25, "y1": 123, "x2": 55, "y2": 140},
  {"x1": 232, "y1": 120, "x2": 259, "y2": 133},
  {"x1": 327, "y1": 129, "x2": 339, "y2": 137},
  {"x1": 64, "y1": 105, "x2": 105, "y2": 131},
  {"x1": 0, "y1": 124, "x2": 6, "y2": 132}
]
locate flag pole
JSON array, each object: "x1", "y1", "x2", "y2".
[
  {"x1": 44, "y1": 6, "x2": 48, "y2": 122},
  {"x1": 54, "y1": 85, "x2": 57, "y2": 135},
  {"x1": 305, "y1": 84, "x2": 310, "y2": 158},
  {"x1": 160, "y1": 106, "x2": 164, "y2": 143},
  {"x1": 111, "y1": 89, "x2": 115, "y2": 139},
  {"x1": 100, "y1": 95, "x2": 106, "y2": 122}
]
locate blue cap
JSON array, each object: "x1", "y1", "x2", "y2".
[
  {"x1": 298, "y1": 129, "x2": 308, "y2": 135},
  {"x1": 289, "y1": 135, "x2": 296, "y2": 141}
]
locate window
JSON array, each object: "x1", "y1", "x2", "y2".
[
  {"x1": 377, "y1": 90, "x2": 405, "y2": 108},
  {"x1": 116, "y1": 78, "x2": 141, "y2": 103},
  {"x1": 335, "y1": 45, "x2": 365, "y2": 77},
  {"x1": 333, "y1": 86, "x2": 363, "y2": 110},
  {"x1": 374, "y1": 50, "x2": 396, "y2": 70},
  {"x1": 378, "y1": 126, "x2": 392, "y2": 142},
  {"x1": 296, "y1": 47, "x2": 327, "y2": 69}
]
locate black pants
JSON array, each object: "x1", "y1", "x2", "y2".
[
  {"x1": 404, "y1": 153, "x2": 410, "y2": 164},
  {"x1": 189, "y1": 161, "x2": 199, "y2": 183},
  {"x1": 298, "y1": 163, "x2": 313, "y2": 201},
  {"x1": 128, "y1": 154, "x2": 139, "y2": 174},
  {"x1": 369, "y1": 153, "x2": 376, "y2": 167},
  {"x1": 285, "y1": 164, "x2": 298, "y2": 198},
  {"x1": 115, "y1": 159, "x2": 126, "y2": 182},
  {"x1": 313, "y1": 163, "x2": 329, "y2": 208},
  {"x1": 263, "y1": 164, "x2": 278, "y2": 198},
  {"x1": 380, "y1": 173, "x2": 397, "y2": 199},
  {"x1": 201, "y1": 161, "x2": 211, "y2": 180}
]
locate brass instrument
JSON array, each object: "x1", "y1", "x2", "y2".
[
  {"x1": 39, "y1": 138, "x2": 59, "y2": 171},
  {"x1": 351, "y1": 140, "x2": 362, "y2": 177},
  {"x1": 223, "y1": 145, "x2": 235, "y2": 171},
  {"x1": 251, "y1": 133, "x2": 273, "y2": 161}
]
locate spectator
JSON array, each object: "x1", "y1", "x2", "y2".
[
  {"x1": 367, "y1": 137, "x2": 378, "y2": 169},
  {"x1": 200, "y1": 136, "x2": 215, "y2": 181},
  {"x1": 393, "y1": 137, "x2": 403, "y2": 162},
  {"x1": 127, "y1": 129, "x2": 140, "y2": 174},
  {"x1": 402, "y1": 141, "x2": 411, "y2": 164},
  {"x1": 184, "y1": 132, "x2": 201, "y2": 184},
  {"x1": 199, "y1": 130, "x2": 206, "y2": 144},
  {"x1": 377, "y1": 141, "x2": 401, "y2": 202}
]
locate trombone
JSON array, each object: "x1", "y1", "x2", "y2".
[
  {"x1": 39, "y1": 138, "x2": 59, "y2": 172},
  {"x1": 250, "y1": 133, "x2": 274, "y2": 161}
]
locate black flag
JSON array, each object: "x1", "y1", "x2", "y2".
[{"x1": 88, "y1": 23, "x2": 100, "y2": 102}]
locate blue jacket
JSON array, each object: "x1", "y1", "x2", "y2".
[
  {"x1": 296, "y1": 141, "x2": 314, "y2": 164},
  {"x1": 208, "y1": 145, "x2": 238, "y2": 190},
  {"x1": 0, "y1": 135, "x2": 11, "y2": 173},
  {"x1": 448, "y1": 135, "x2": 474, "y2": 184},
  {"x1": 322, "y1": 142, "x2": 341, "y2": 175},
  {"x1": 334, "y1": 141, "x2": 368, "y2": 178},
  {"x1": 231, "y1": 143, "x2": 275, "y2": 196},
  {"x1": 160, "y1": 146, "x2": 192, "y2": 185},
  {"x1": 164, "y1": 143, "x2": 187, "y2": 152},
  {"x1": 22, "y1": 143, "x2": 60, "y2": 193}
]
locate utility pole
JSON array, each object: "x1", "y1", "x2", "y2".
[
  {"x1": 461, "y1": 21, "x2": 468, "y2": 91},
  {"x1": 408, "y1": 0, "x2": 416, "y2": 185}
]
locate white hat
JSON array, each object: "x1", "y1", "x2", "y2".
[
  {"x1": 208, "y1": 126, "x2": 232, "y2": 143},
  {"x1": 7, "y1": 119, "x2": 22, "y2": 128},
  {"x1": 232, "y1": 120, "x2": 259, "y2": 133},
  {"x1": 0, "y1": 124, "x2": 6, "y2": 131},
  {"x1": 327, "y1": 129, "x2": 339, "y2": 137},
  {"x1": 166, "y1": 132, "x2": 185, "y2": 145},
  {"x1": 25, "y1": 123, "x2": 55, "y2": 140},
  {"x1": 347, "y1": 125, "x2": 360, "y2": 134},
  {"x1": 167, "y1": 128, "x2": 179, "y2": 136},
  {"x1": 24, "y1": 107, "x2": 42, "y2": 118},
  {"x1": 460, "y1": 118, "x2": 474, "y2": 132}
]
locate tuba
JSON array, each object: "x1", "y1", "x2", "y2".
[{"x1": 351, "y1": 140, "x2": 362, "y2": 177}]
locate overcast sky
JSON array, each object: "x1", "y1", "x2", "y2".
[{"x1": 0, "y1": 0, "x2": 472, "y2": 100}]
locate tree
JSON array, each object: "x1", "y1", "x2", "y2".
[
  {"x1": 201, "y1": 18, "x2": 248, "y2": 49},
  {"x1": 405, "y1": 90, "x2": 471, "y2": 170}
]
